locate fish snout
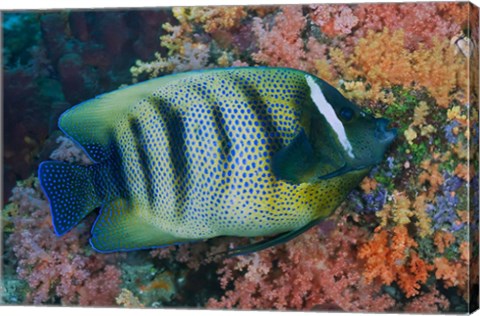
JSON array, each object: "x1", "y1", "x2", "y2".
[{"x1": 374, "y1": 118, "x2": 397, "y2": 143}]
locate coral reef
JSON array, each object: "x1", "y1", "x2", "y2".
[
  {"x1": 310, "y1": 4, "x2": 359, "y2": 37},
  {"x1": 2, "y1": 2, "x2": 478, "y2": 312},
  {"x1": 207, "y1": 216, "x2": 396, "y2": 311}
]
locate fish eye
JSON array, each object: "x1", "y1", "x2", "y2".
[{"x1": 340, "y1": 107, "x2": 354, "y2": 121}]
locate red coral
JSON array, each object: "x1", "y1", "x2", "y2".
[{"x1": 207, "y1": 216, "x2": 395, "y2": 311}]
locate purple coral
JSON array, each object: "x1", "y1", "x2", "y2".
[
  {"x1": 471, "y1": 175, "x2": 479, "y2": 230},
  {"x1": 443, "y1": 121, "x2": 460, "y2": 143},
  {"x1": 348, "y1": 185, "x2": 387, "y2": 214},
  {"x1": 431, "y1": 194, "x2": 462, "y2": 231},
  {"x1": 442, "y1": 173, "x2": 463, "y2": 192},
  {"x1": 427, "y1": 173, "x2": 466, "y2": 231}
]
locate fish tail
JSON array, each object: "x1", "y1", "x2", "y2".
[{"x1": 38, "y1": 161, "x2": 102, "y2": 236}]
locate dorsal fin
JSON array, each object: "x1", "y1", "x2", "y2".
[{"x1": 58, "y1": 72, "x2": 197, "y2": 162}]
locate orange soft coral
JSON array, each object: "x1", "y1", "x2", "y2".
[
  {"x1": 358, "y1": 225, "x2": 433, "y2": 298},
  {"x1": 432, "y1": 239, "x2": 470, "y2": 300},
  {"x1": 343, "y1": 29, "x2": 467, "y2": 107},
  {"x1": 433, "y1": 231, "x2": 456, "y2": 254},
  {"x1": 411, "y1": 38, "x2": 468, "y2": 107},
  {"x1": 418, "y1": 160, "x2": 445, "y2": 196},
  {"x1": 173, "y1": 6, "x2": 247, "y2": 33},
  {"x1": 352, "y1": 29, "x2": 413, "y2": 93},
  {"x1": 434, "y1": 257, "x2": 468, "y2": 292}
]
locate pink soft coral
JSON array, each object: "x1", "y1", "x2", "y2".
[
  {"x1": 353, "y1": 3, "x2": 467, "y2": 50},
  {"x1": 7, "y1": 179, "x2": 122, "y2": 305},
  {"x1": 310, "y1": 4, "x2": 359, "y2": 37},
  {"x1": 252, "y1": 6, "x2": 306, "y2": 70},
  {"x1": 7, "y1": 139, "x2": 121, "y2": 305},
  {"x1": 49, "y1": 136, "x2": 92, "y2": 165},
  {"x1": 252, "y1": 6, "x2": 327, "y2": 73}
]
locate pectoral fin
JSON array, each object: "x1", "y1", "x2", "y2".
[
  {"x1": 272, "y1": 129, "x2": 348, "y2": 184},
  {"x1": 272, "y1": 129, "x2": 317, "y2": 183}
]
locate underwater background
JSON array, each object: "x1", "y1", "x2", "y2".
[{"x1": 1, "y1": 2, "x2": 479, "y2": 312}]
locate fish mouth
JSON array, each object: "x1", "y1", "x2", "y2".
[{"x1": 375, "y1": 118, "x2": 397, "y2": 144}]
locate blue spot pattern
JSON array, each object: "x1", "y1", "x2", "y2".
[{"x1": 42, "y1": 67, "x2": 368, "y2": 251}]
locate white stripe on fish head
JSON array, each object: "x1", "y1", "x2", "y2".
[{"x1": 305, "y1": 76, "x2": 355, "y2": 159}]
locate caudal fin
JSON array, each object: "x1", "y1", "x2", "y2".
[{"x1": 38, "y1": 161, "x2": 101, "y2": 235}]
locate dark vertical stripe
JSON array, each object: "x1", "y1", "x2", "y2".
[
  {"x1": 148, "y1": 98, "x2": 190, "y2": 214},
  {"x1": 91, "y1": 142, "x2": 127, "y2": 203},
  {"x1": 108, "y1": 140, "x2": 129, "y2": 199},
  {"x1": 163, "y1": 106, "x2": 189, "y2": 213},
  {"x1": 212, "y1": 103, "x2": 232, "y2": 157},
  {"x1": 229, "y1": 71, "x2": 282, "y2": 151},
  {"x1": 129, "y1": 117, "x2": 155, "y2": 207}
]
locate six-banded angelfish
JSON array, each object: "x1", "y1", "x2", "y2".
[{"x1": 38, "y1": 67, "x2": 397, "y2": 255}]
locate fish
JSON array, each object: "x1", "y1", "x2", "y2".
[{"x1": 38, "y1": 67, "x2": 397, "y2": 255}]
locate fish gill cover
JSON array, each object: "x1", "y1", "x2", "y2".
[{"x1": 1, "y1": 2, "x2": 479, "y2": 313}]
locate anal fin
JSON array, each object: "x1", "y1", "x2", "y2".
[
  {"x1": 224, "y1": 217, "x2": 325, "y2": 257},
  {"x1": 90, "y1": 199, "x2": 185, "y2": 253}
]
